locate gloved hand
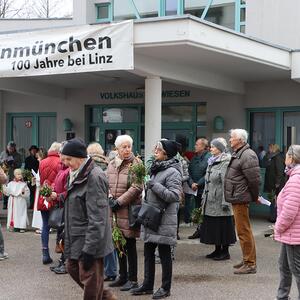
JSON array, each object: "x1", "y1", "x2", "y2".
[
  {"x1": 81, "y1": 251, "x2": 95, "y2": 271},
  {"x1": 146, "y1": 179, "x2": 155, "y2": 190},
  {"x1": 110, "y1": 199, "x2": 121, "y2": 212}
]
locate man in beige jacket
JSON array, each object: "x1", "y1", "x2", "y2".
[{"x1": 0, "y1": 166, "x2": 8, "y2": 260}]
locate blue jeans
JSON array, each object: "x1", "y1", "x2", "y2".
[
  {"x1": 41, "y1": 211, "x2": 50, "y2": 249},
  {"x1": 104, "y1": 250, "x2": 118, "y2": 277}
]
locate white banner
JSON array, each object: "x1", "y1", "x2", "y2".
[{"x1": 0, "y1": 21, "x2": 133, "y2": 77}]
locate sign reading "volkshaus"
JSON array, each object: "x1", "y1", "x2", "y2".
[{"x1": 0, "y1": 21, "x2": 133, "y2": 77}]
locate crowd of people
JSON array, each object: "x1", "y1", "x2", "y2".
[{"x1": 0, "y1": 129, "x2": 300, "y2": 300}]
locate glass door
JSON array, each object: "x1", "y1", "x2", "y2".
[
  {"x1": 102, "y1": 126, "x2": 138, "y2": 156},
  {"x1": 249, "y1": 112, "x2": 276, "y2": 154}
]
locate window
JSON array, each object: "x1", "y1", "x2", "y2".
[{"x1": 96, "y1": 3, "x2": 112, "y2": 23}]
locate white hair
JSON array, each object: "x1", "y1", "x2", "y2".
[
  {"x1": 230, "y1": 129, "x2": 248, "y2": 143},
  {"x1": 114, "y1": 135, "x2": 133, "y2": 148},
  {"x1": 48, "y1": 142, "x2": 62, "y2": 152},
  {"x1": 87, "y1": 142, "x2": 104, "y2": 156}
]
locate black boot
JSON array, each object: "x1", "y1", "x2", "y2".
[
  {"x1": 213, "y1": 245, "x2": 230, "y2": 261},
  {"x1": 42, "y1": 248, "x2": 53, "y2": 265},
  {"x1": 206, "y1": 245, "x2": 221, "y2": 259}
]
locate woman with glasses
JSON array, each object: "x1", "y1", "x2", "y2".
[{"x1": 131, "y1": 139, "x2": 182, "y2": 299}]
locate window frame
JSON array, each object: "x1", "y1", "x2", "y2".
[{"x1": 95, "y1": 2, "x2": 113, "y2": 23}]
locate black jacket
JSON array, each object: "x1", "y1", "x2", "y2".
[{"x1": 263, "y1": 151, "x2": 285, "y2": 195}]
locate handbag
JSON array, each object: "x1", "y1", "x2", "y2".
[
  {"x1": 137, "y1": 202, "x2": 166, "y2": 232},
  {"x1": 128, "y1": 204, "x2": 142, "y2": 229},
  {"x1": 48, "y1": 203, "x2": 64, "y2": 229}
]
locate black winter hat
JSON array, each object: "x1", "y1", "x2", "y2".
[
  {"x1": 160, "y1": 140, "x2": 178, "y2": 158},
  {"x1": 29, "y1": 145, "x2": 39, "y2": 151},
  {"x1": 61, "y1": 138, "x2": 87, "y2": 158}
]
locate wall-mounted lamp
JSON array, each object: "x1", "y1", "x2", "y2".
[
  {"x1": 213, "y1": 116, "x2": 225, "y2": 131},
  {"x1": 63, "y1": 118, "x2": 73, "y2": 132}
]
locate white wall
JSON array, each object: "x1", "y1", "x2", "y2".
[
  {"x1": 1, "y1": 82, "x2": 246, "y2": 146},
  {"x1": 246, "y1": 0, "x2": 300, "y2": 49},
  {"x1": 245, "y1": 80, "x2": 300, "y2": 108}
]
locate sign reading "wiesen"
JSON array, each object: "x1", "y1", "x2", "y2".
[{"x1": 0, "y1": 21, "x2": 133, "y2": 77}]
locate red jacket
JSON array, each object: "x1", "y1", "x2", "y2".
[
  {"x1": 37, "y1": 151, "x2": 60, "y2": 211},
  {"x1": 54, "y1": 163, "x2": 69, "y2": 203}
]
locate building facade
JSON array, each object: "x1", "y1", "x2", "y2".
[{"x1": 0, "y1": 0, "x2": 299, "y2": 165}]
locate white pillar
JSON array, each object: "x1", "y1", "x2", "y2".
[{"x1": 144, "y1": 76, "x2": 162, "y2": 160}]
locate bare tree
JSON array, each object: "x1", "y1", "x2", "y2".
[
  {"x1": 28, "y1": 0, "x2": 63, "y2": 18},
  {"x1": 0, "y1": 0, "x2": 26, "y2": 18}
]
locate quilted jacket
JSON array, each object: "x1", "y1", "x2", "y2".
[
  {"x1": 275, "y1": 165, "x2": 300, "y2": 245},
  {"x1": 37, "y1": 151, "x2": 60, "y2": 211}
]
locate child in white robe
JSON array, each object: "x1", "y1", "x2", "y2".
[{"x1": 3, "y1": 169, "x2": 30, "y2": 232}]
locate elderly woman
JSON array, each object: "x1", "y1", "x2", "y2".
[
  {"x1": 37, "y1": 142, "x2": 61, "y2": 264},
  {"x1": 200, "y1": 138, "x2": 236, "y2": 260},
  {"x1": 275, "y1": 145, "x2": 300, "y2": 300},
  {"x1": 131, "y1": 140, "x2": 182, "y2": 299},
  {"x1": 106, "y1": 135, "x2": 143, "y2": 292}
]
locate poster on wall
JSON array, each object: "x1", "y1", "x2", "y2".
[{"x1": 0, "y1": 20, "x2": 133, "y2": 77}]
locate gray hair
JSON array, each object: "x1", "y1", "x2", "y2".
[
  {"x1": 114, "y1": 135, "x2": 133, "y2": 148},
  {"x1": 48, "y1": 142, "x2": 62, "y2": 152},
  {"x1": 87, "y1": 142, "x2": 104, "y2": 156},
  {"x1": 287, "y1": 145, "x2": 300, "y2": 164},
  {"x1": 230, "y1": 129, "x2": 248, "y2": 143}
]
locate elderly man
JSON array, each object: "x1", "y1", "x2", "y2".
[
  {"x1": 0, "y1": 167, "x2": 8, "y2": 260},
  {"x1": 224, "y1": 129, "x2": 260, "y2": 275},
  {"x1": 188, "y1": 138, "x2": 210, "y2": 239},
  {"x1": 61, "y1": 138, "x2": 116, "y2": 300},
  {"x1": 0, "y1": 141, "x2": 22, "y2": 209}
]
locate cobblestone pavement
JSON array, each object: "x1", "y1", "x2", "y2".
[{"x1": 0, "y1": 212, "x2": 297, "y2": 300}]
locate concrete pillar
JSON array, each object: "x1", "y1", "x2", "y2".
[{"x1": 144, "y1": 76, "x2": 162, "y2": 160}]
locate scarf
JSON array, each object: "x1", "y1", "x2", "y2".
[
  {"x1": 207, "y1": 155, "x2": 220, "y2": 166},
  {"x1": 149, "y1": 157, "x2": 178, "y2": 176},
  {"x1": 115, "y1": 153, "x2": 134, "y2": 169}
]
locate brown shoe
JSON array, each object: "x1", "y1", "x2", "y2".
[
  {"x1": 234, "y1": 264, "x2": 256, "y2": 275},
  {"x1": 55, "y1": 244, "x2": 62, "y2": 254},
  {"x1": 233, "y1": 261, "x2": 244, "y2": 269}
]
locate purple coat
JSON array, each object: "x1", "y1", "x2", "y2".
[{"x1": 275, "y1": 165, "x2": 300, "y2": 245}]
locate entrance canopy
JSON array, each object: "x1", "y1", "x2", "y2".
[{"x1": 0, "y1": 15, "x2": 293, "y2": 97}]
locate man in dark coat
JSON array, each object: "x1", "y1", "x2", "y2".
[
  {"x1": 188, "y1": 138, "x2": 210, "y2": 239},
  {"x1": 61, "y1": 138, "x2": 115, "y2": 300},
  {"x1": 25, "y1": 145, "x2": 39, "y2": 209},
  {"x1": 224, "y1": 129, "x2": 260, "y2": 275}
]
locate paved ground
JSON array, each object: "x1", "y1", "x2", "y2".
[{"x1": 0, "y1": 209, "x2": 297, "y2": 300}]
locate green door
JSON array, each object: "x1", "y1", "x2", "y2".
[{"x1": 100, "y1": 124, "x2": 139, "y2": 156}]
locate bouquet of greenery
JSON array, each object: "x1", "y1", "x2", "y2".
[
  {"x1": 128, "y1": 162, "x2": 147, "y2": 185},
  {"x1": 39, "y1": 184, "x2": 53, "y2": 197},
  {"x1": 22, "y1": 169, "x2": 33, "y2": 184},
  {"x1": 112, "y1": 215, "x2": 127, "y2": 257},
  {"x1": 191, "y1": 207, "x2": 203, "y2": 225}
]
